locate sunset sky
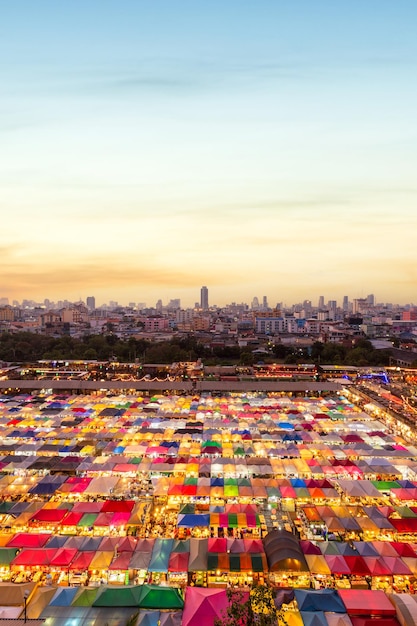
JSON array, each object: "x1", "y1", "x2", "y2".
[{"x1": 1, "y1": 1, "x2": 417, "y2": 308}]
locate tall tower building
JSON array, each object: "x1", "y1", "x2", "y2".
[
  {"x1": 343, "y1": 296, "x2": 349, "y2": 311},
  {"x1": 318, "y1": 295, "x2": 324, "y2": 309},
  {"x1": 86, "y1": 296, "x2": 96, "y2": 311},
  {"x1": 200, "y1": 286, "x2": 209, "y2": 310}
]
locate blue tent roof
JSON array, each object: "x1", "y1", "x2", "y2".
[
  {"x1": 300, "y1": 611, "x2": 328, "y2": 626},
  {"x1": 294, "y1": 589, "x2": 345, "y2": 613},
  {"x1": 50, "y1": 587, "x2": 80, "y2": 606},
  {"x1": 148, "y1": 539, "x2": 174, "y2": 572},
  {"x1": 177, "y1": 514, "x2": 210, "y2": 528}
]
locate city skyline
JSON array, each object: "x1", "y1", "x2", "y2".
[
  {"x1": 2, "y1": 2, "x2": 417, "y2": 307},
  {"x1": 2, "y1": 289, "x2": 416, "y2": 312}
]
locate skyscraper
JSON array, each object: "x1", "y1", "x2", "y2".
[
  {"x1": 200, "y1": 286, "x2": 209, "y2": 310},
  {"x1": 86, "y1": 296, "x2": 96, "y2": 311}
]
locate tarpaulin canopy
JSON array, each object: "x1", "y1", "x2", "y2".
[
  {"x1": 137, "y1": 584, "x2": 184, "y2": 609},
  {"x1": 339, "y1": 590, "x2": 397, "y2": 616},
  {"x1": 168, "y1": 551, "x2": 189, "y2": 572},
  {"x1": 294, "y1": 589, "x2": 346, "y2": 613},
  {"x1": 182, "y1": 587, "x2": 248, "y2": 626},
  {"x1": 93, "y1": 585, "x2": 143, "y2": 607},
  {"x1": 390, "y1": 593, "x2": 417, "y2": 626},
  {"x1": 148, "y1": 539, "x2": 174, "y2": 572},
  {"x1": 7, "y1": 533, "x2": 50, "y2": 548}
]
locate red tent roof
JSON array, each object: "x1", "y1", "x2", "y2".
[
  {"x1": 108, "y1": 552, "x2": 132, "y2": 570},
  {"x1": 339, "y1": 590, "x2": 397, "y2": 616},
  {"x1": 7, "y1": 533, "x2": 50, "y2": 548},
  {"x1": 168, "y1": 551, "x2": 189, "y2": 572},
  {"x1": 30, "y1": 508, "x2": 69, "y2": 523},
  {"x1": 49, "y1": 548, "x2": 78, "y2": 567},
  {"x1": 102, "y1": 500, "x2": 135, "y2": 513},
  {"x1": 68, "y1": 551, "x2": 95, "y2": 570},
  {"x1": 11, "y1": 548, "x2": 57, "y2": 566},
  {"x1": 351, "y1": 619, "x2": 400, "y2": 626}
]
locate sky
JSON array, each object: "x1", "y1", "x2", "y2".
[{"x1": 1, "y1": 1, "x2": 417, "y2": 309}]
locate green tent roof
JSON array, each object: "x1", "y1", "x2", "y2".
[
  {"x1": 93, "y1": 585, "x2": 143, "y2": 607},
  {"x1": 372, "y1": 480, "x2": 401, "y2": 491},
  {"x1": 0, "y1": 548, "x2": 19, "y2": 565},
  {"x1": 77, "y1": 513, "x2": 98, "y2": 526},
  {"x1": 72, "y1": 587, "x2": 100, "y2": 607},
  {"x1": 137, "y1": 584, "x2": 184, "y2": 610}
]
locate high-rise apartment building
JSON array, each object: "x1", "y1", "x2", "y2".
[
  {"x1": 86, "y1": 296, "x2": 96, "y2": 311},
  {"x1": 318, "y1": 296, "x2": 324, "y2": 309},
  {"x1": 200, "y1": 286, "x2": 209, "y2": 310}
]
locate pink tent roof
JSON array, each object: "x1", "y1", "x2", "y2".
[
  {"x1": 324, "y1": 554, "x2": 351, "y2": 575},
  {"x1": 117, "y1": 536, "x2": 138, "y2": 552},
  {"x1": 72, "y1": 501, "x2": 103, "y2": 514},
  {"x1": 208, "y1": 537, "x2": 227, "y2": 553},
  {"x1": 109, "y1": 552, "x2": 132, "y2": 570},
  {"x1": 182, "y1": 587, "x2": 249, "y2": 626}
]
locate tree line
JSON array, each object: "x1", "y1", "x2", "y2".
[{"x1": 0, "y1": 331, "x2": 395, "y2": 367}]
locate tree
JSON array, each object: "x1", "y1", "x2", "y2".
[{"x1": 214, "y1": 585, "x2": 278, "y2": 626}]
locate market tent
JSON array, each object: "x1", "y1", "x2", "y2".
[
  {"x1": 26, "y1": 586, "x2": 57, "y2": 620},
  {"x1": 45, "y1": 535, "x2": 69, "y2": 549},
  {"x1": 338, "y1": 590, "x2": 396, "y2": 616},
  {"x1": 300, "y1": 611, "x2": 329, "y2": 626},
  {"x1": 80, "y1": 536, "x2": 103, "y2": 551},
  {"x1": 351, "y1": 616, "x2": 398, "y2": 626},
  {"x1": 264, "y1": 530, "x2": 309, "y2": 572},
  {"x1": 137, "y1": 610, "x2": 161, "y2": 626},
  {"x1": 148, "y1": 539, "x2": 174, "y2": 572},
  {"x1": 0, "y1": 548, "x2": 19, "y2": 565},
  {"x1": 168, "y1": 551, "x2": 189, "y2": 572},
  {"x1": 137, "y1": 584, "x2": 184, "y2": 609},
  {"x1": 159, "y1": 611, "x2": 183, "y2": 626},
  {"x1": 11, "y1": 548, "x2": 57, "y2": 567},
  {"x1": 304, "y1": 555, "x2": 331, "y2": 575},
  {"x1": 325, "y1": 615, "x2": 353, "y2": 626},
  {"x1": 182, "y1": 587, "x2": 247, "y2": 626},
  {"x1": 71, "y1": 587, "x2": 100, "y2": 607},
  {"x1": 88, "y1": 551, "x2": 114, "y2": 570},
  {"x1": 49, "y1": 586, "x2": 80, "y2": 606},
  {"x1": 177, "y1": 514, "x2": 210, "y2": 528},
  {"x1": 294, "y1": 589, "x2": 345, "y2": 613},
  {"x1": 324, "y1": 555, "x2": 351, "y2": 575},
  {"x1": 390, "y1": 593, "x2": 417, "y2": 626},
  {"x1": 109, "y1": 552, "x2": 132, "y2": 570},
  {"x1": 0, "y1": 582, "x2": 36, "y2": 606},
  {"x1": 69, "y1": 551, "x2": 95, "y2": 570},
  {"x1": 171, "y1": 539, "x2": 190, "y2": 553},
  {"x1": 129, "y1": 550, "x2": 153, "y2": 570},
  {"x1": 93, "y1": 585, "x2": 142, "y2": 607},
  {"x1": 188, "y1": 538, "x2": 208, "y2": 572},
  {"x1": 49, "y1": 548, "x2": 78, "y2": 568},
  {"x1": 117, "y1": 536, "x2": 138, "y2": 552},
  {"x1": 7, "y1": 533, "x2": 50, "y2": 548}
]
